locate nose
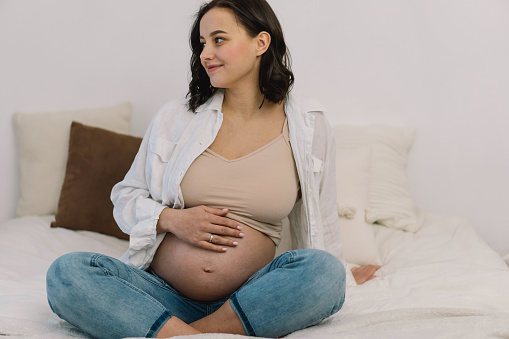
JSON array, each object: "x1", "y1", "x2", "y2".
[{"x1": 200, "y1": 44, "x2": 213, "y2": 63}]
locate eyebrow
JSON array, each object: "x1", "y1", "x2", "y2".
[{"x1": 199, "y1": 30, "x2": 228, "y2": 40}]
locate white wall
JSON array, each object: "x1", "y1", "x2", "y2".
[{"x1": 1, "y1": 0, "x2": 508, "y2": 253}]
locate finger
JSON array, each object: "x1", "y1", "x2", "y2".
[
  {"x1": 208, "y1": 234, "x2": 239, "y2": 247},
  {"x1": 363, "y1": 266, "x2": 378, "y2": 274},
  {"x1": 366, "y1": 275, "x2": 377, "y2": 282},
  {"x1": 203, "y1": 206, "x2": 229, "y2": 216},
  {"x1": 211, "y1": 215, "x2": 243, "y2": 231},
  {"x1": 211, "y1": 224, "x2": 245, "y2": 238},
  {"x1": 200, "y1": 241, "x2": 229, "y2": 253}
]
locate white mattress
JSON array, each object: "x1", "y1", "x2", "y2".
[{"x1": 1, "y1": 212, "x2": 509, "y2": 338}]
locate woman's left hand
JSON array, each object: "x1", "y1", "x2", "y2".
[{"x1": 351, "y1": 265, "x2": 381, "y2": 285}]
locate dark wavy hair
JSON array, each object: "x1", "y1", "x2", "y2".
[{"x1": 187, "y1": 0, "x2": 294, "y2": 112}]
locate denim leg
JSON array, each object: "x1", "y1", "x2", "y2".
[
  {"x1": 46, "y1": 252, "x2": 212, "y2": 338},
  {"x1": 229, "y1": 249, "x2": 346, "y2": 337}
]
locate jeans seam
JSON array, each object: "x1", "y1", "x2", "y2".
[
  {"x1": 287, "y1": 250, "x2": 297, "y2": 264},
  {"x1": 229, "y1": 293, "x2": 256, "y2": 337},
  {"x1": 146, "y1": 310, "x2": 172, "y2": 338},
  {"x1": 134, "y1": 269, "x2": 179, "y2": 295}
]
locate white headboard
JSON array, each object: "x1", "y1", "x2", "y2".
[{"x1": 1, "y1": 0, "x2": 507, "y2": 253}]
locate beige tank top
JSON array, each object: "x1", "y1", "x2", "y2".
[{"x1": 180, "y1": 117, "x2": 299, "y2": 245}]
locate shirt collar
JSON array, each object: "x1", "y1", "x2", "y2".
[
  {"x1": 194, "y1": 90, "x2": 324, "y2": 115},
  {"x1": 195, "y1": 89, "x2": 225, "y2": 113}
]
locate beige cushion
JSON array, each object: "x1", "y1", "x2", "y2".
[
  {"x1": 333, "y1": 124, "x2": 418, "y2": 232},
  {"x1": 13, "y1": 102, "x2": 132, "y2": 217},
  {"x1": 336, "y1": 145, "x2": 381, "y2": 265}
]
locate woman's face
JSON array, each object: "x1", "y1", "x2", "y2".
[{"x1": 199, "y1": 7, "x2": 262, "y2": 91}]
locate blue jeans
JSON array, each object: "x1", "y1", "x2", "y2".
[{"x1": 46, "y1": 249, "x2": 345, "y2": 338}]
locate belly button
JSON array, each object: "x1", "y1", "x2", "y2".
[{"x1": 203, "y1": 267, "x2": 214, "y2": 273}]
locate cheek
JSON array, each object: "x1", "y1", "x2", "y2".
[{"x1": 222, "y1": 43, "x2": 250, "y2": 63}]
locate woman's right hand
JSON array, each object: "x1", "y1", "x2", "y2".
[{"x1": 156, "y1": 206, "x2": 244, "y2": 252}]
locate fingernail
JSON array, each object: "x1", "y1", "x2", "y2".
[
  {"x1": 233, "y1": 241, "x2": 239, "y2": 246},
  {"x1": 237, "y1": 225, "x2": 242, "y2": 230},
  {"x1": 222, "y1": 208, "x2": 228, "y2": 211},
  {"x1": 222, "y1": 247, "x2": 227, "y2": 252},
  {"x1": 239, "y1": 233, "x2": 245, "y2": 237}
]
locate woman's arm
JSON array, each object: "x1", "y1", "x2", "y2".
[
  {"x1": 110, "y1": 116, "x2": 167, "y2": 267},
  {"x1": 111, "y1": 109, "x2": 244, "y2": 266}
]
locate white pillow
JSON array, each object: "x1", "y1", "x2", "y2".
[
  {"x1": 333, "y1": 124, "x2": 418, "y2": 232},
  {"x1": 336, "y1": 145, "x2": 381, "y2": 265},
  {"x1": 13, "y1": 102, "x2": 132, "y2": 217}
]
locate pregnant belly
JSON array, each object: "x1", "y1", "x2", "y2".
[{"x1": 150, "y1": 223, "x2": 276, "y2": 301}]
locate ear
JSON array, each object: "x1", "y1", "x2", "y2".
[{"x1": 255, "y1": 31, "x2": 271, "y2": 57}]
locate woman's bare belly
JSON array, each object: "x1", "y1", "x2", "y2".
[{"x1": 150, "y1": 221, "x2": 276, "y2": 301}]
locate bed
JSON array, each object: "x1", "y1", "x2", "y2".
[
  {"x1": 2, "y1": 211, "x2": 509, "y2": 338},
  {"x1": 2, "y1": 102, "x2": 509, "y2": 338}
]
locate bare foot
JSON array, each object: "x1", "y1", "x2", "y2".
[
  {"x1": 156, "y1": 316, "x2": 201, "y2": 338},
  {"x1": 351, "y1": 265, "x2": 381, "y2": 285},
  {"x1": 191, "y1": 300, "x2": 246, "y2": 335}
]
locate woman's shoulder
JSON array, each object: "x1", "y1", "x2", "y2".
[
  {"x1": 287, "y1": 93, "x2": 332, "y2": 132},
  {"x1": 145, "y1": 98, "x2": 196, "y2": 141},
  {"x1": 153, "y1": 98, "x2": 194, "y2": 120},
  {"x1": 287, "y1": 93, "x2": 326, "y2": 115}
]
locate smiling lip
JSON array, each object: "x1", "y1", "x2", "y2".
[{"x1": 207, "y1": 65, "x2": 222, "y2": 73}]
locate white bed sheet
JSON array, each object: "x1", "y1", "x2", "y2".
[{"x1": 1, "y1": 212, "x2": 508, "y2": 338}]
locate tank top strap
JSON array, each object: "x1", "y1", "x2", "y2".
[{"x1": 282, "y1": 116, "x2": 290, "y2": 145}]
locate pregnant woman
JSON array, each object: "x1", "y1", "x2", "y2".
[{"x1": 46, "y1": 0, "x2": 378, "y2": 337}]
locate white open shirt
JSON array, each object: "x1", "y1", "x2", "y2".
[{"x1": 111, "y1": 90, "x2": 345, "y2": 273}]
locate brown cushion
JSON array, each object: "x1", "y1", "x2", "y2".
[{"x1": 51, "y1": 122, "x2": 142, "y2": 240}]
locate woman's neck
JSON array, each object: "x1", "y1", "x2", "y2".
[{"x1": 222, "y1": 87, "x2": 269, "y2": 120}]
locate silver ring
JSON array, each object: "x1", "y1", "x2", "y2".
[{"x1": 208, "y1": 234, "x2": 214, "y2": 243}]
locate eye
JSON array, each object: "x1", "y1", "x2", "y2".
[
  {"x1": 200, "y1": 41, "x2": 206, "y2": 48},
  {"x1": 215, "y1": 37, "x2": 225, "y2": 44}
]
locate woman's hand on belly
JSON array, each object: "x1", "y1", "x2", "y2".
[
  {"x1": 156, "y1": 205, "x2": 245, "y2": 252},
  {"x1": 151, "y1": 223, "x2": 276, "y2": 301}
]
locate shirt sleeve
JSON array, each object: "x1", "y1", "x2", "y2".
[
  {"x1": 110, "y1": 114, "x2": 167, "y2": 269},
  {"x1": 316, "y1": 116, "x2": 358, "y2": 286}
]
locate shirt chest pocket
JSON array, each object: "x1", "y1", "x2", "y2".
[
  {"x1": 149, "y1": 137, "x2": 177, "y2": 162},
  {"x1": 147, "y1": 137, "x2": 177, "y2": 199}
]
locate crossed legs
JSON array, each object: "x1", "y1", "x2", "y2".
[{"x1": 46, "y1": 250, "x2": 345, "y2": 338}]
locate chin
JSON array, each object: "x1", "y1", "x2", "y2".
[
  {"x1": 209, "y1": 78, "x2": 227, "y2": 89},
  {"x1": 208, "y1": 74, "x2": 235, "y2": 90}
]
